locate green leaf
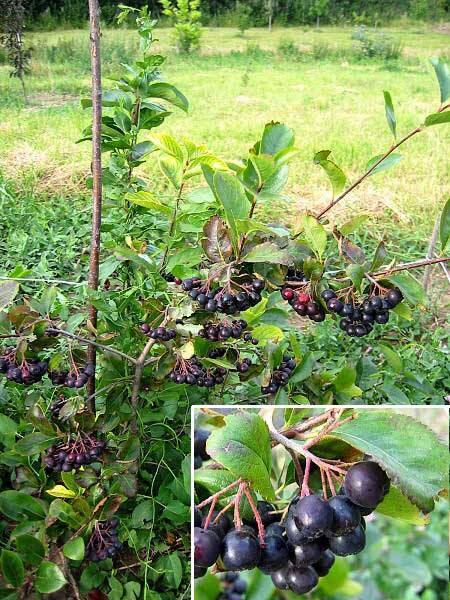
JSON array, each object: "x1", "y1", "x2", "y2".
[
  {"x1": 242, "y1": 242, "x2": 291, "y2": 265},
  {"x1": 439, "y1": 197, "x2": 450, "y2": 250},
  {"x1": 125, "y1": 191, "x2": 173, "y2": 216},
  {"x1": 1, "y1": 551, "x2": 24, "y2": 589},
  {"x1": 0, "y1": 281, "x2": 19, "y2": 310},
  {"x1": 159, "y1": 155, "x2": 182, "y2": 188},
  {"x1": 0, "y1": 491, "x2": 46, "y2": 520},
  {"x1": 15, "y1": 535, "x2": 45, "y2": 566},
  {"x1": 260, "y1": 122, "x2": 295, "y2": 156},
  {"x1": 376, "y1": 485, "x2": 428, "y2": 525},
  {"x1": 163, "y1": 552, "x2": 183, "y2": 588},
  {"x1": 332, "y1": 366, "x2": 362, "y2": 398},
  {"x1": 339, "y1": 215, "x2": 370, "y2": 236},
  {"x1": 346, "y1": 263, "x2": 365, "y2": 289},
  {"x1": 63, "y1": 537, "x2": 85, "y2": 561},
  {"x1": 0, "y1": 414, "x2": 17, "y2": 445},
  {"x1": 429, "y1": 57, "x2": 450, "y2": 103},
  {"x1": 35, "y1": 562, "x2": 67, "y2": 594},
  {"x1": 290, "y1": 352, "x2": 315, "y2": 384},
  {"x1": 206, "y1": 412, "x2": 274, "y2": 500},
  {"x1": 383, "y1": 90, "x2": 397, "y2": 138},
  {"x1": 424, "y1": 111, "x2": 450, "y2": 126},
  {"x1": 131, "y1": 141, "x2": 155, "y2": 161},
  {"x1": 296, "y1": 214, "x2": 327, "y2": 259},
  {"x1": 250, "y1": 324, "x2": 284, "y2": 344},
  {"x1": 378, "y1": 343, "x2": 403, "y2": 373},
  {"x1": 46, "y1": 485, "x2": 77, "y2": 499},
  {"x1": 392, "y1": 302, "x2": 412, "y2": 321},
  {"x1": 381, "y1": 380, "x2": 410, "y2": 404},
  {"x1": 194, "y1": 572, "x2": 221, "y2": 600},
  {"x1": 370, "y1": 240, "x2": 388, "y2": 272},
  {"x1": 15, "y1": 433, "x2": 57, "y2": 456},
  {"x1": 313, "y1": 150, "x2": 346, "y2": 198},
  {"x1": 366, "y1": 153, "x2": 403, "y2": 176},
  {"x1": 194, "y1": 468, "x2": 255, "y2": 521},
  {"x1": 330, "y1": 411, "x2": 448, "y2": 512},
  {"x1": 146, "y1": 82, "x2": 189, "y2": 112},
  {"x1": 388, "y1": 271, "x2": 426, "y2": 304},
  {"x1": 148, "y1": 133, "x2": 184, "y2": 161},
  {"x1": 211, "y1": 170, "x2": 249, "y2": 252}
]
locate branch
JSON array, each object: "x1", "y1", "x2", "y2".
[
  {"x1": 371, "y1": 255, "x2": 450, "y2": 277},
  {"x1": 160, "y1": 167, "x2": 188, "y2": 271},
  {"x1": 87, "y1": 0, "x2": 103, "y2": 408},
  {"x1": 311, "y1": 127, "x2": 422, "y2": 222},
  {"x1": 47, "y1": 329, "x2": 137, "y2": 365}
]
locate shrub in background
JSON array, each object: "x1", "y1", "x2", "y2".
[{"x1": 160, "y1": 0, "x2": 202, "y2": 53}]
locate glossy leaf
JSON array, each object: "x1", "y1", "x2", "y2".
[
  {"x1": 429, "y1": 57, "x2": 450, "y2": 103},
  {"x1": 330, "y1": 411, "x2": 448, "y2": 512},
  {"x1": 15, "y1": 433, "x2": 57, "y2": 456},
  {"x1": 366, "y1": 153, "x2": 403, "y2": 176},
  {"x1": 35, "y1": 562, "x2": 67, "y2": 594},
  {"x1": 148, "y1": 133, "x2": 184, "y2": 162},
  {"x1": 146, "y1": 82, "x2": 189, "y2": 112},
  {"x1": 313, "y1": 150, "x2": 346, "y2": 198},
  {"x1": 332, "y1": 366, "x2": 362, "y2": 398},
  {"x1": 388, "y1": 271, "x2": 426, "y2": 304},
  {"x1": 424, "y1": 111, "x2": 450, "y2": 126},
  {"x1": 125, "y1": 191, "x2": 173, "y2": 216},
  {"x1": 296, "y1": 214, "x2": 327, "y2": 259},
  {"x1": 260, "y1": 122, "x2": 295, "y2": 156},
  {"x1": 0, "y1": 491, "x2": 46, "y2": 520},
  {"x1": 1, "y1": 551, "x2": 24, "y2": 589},
  {"x1": 242, "y1": 242, "x2": 291, "y2": 265},
  {"x1": 15, "y1": 535, "x2": 45, "y2": 566},
  {"x1": 63, "y1": 537, "x2": 85, "y2": 561},
  {"x1": 383, "y1": 90, "x2": 397, "y2": 138},
  {"x1": 376, "y1": 485, "x2": 428, "y2": 525},
  {"x1": 206, "y1": 412, "x2": 274, "y2": 500},
  {"x1": 370, "y1": 240, "x2": 388, "y2": 271},
  {"x1": 211, "y1": 170, "x2": 250, "y2": 251}
]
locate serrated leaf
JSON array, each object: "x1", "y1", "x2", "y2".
[
  {"x1": 260, "y1": 122, "x2": 295, "y2": 156},
  {"x1": 439, "y1": 197, "x2": 450, "y2": 250},
  {"x1": 242, "y1": 242, "x2": 290, "y2": 265},
  {"x1": 15, "y1": 535, "x2": 45, "y2": 566},
  {"x1": 313, "y1": 150, "x2": 346, "y2": 198},
  {"x1": 35, "y1": 562, "x2": 67, "y2": 594},
  {"x1": 202, "y1": 216, "x2": 233, "y2": 263},
  {"x1": 148, "y1": 133, "x2": 184, "y2": 161},
  {"x1": 429, "y1": 57, "x2": 450, "y2": 103},
  {"x1": 0, "y1": 282, "x2": 19, "y2": 311},
  {"x1": 251, "y1": 324, "x2": 284, "y2": 344},
  {"x1": 376, "y1": 485, "x2": 428, "y2": 525},
  {"x1": 330, "y1": 411, "x2": 448, "y2": 512},
  {"x1": 296, "y1": 214, "x2": 327, "y2": 259},
  {"x1": 206, "y1": 412, "x2": 274, "y2": 500},
  {"x1": 63, "y1": 537, "x2": 85, "y2": 561},
  {"x1": 1, "y1": 551, "x2": 24, "y2": 589},
  {"x1": 424, "y1": 111, "x2": 450, "y2": 126},
  {"x1": 366, "y1": 153, "x2": 403, "y2": 176},
  {"x1": 383, "y1": 90, "x2": 397, "y2": 138}
]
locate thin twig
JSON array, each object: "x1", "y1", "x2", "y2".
[
  {"x1": 243, "y1": 484, "x2": 265, "y2": 544},
  {"x1": 47, "y1": 329, "x2": 137, "y2": 365},
  {"x1": 423, "y1": 214, "x2": 441, "y2": 293},
  {"x1": 0, "y1": 276, "x2": 84, "y2": 286},
  {"x1": 371, "y1": 256, "x2": 450, "y2": 277},
  {"x1": 196, "y1": 478, "x2": 242, "y2": 510}
]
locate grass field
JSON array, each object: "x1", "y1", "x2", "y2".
[{"x1": 0, "y1": 25, "x2": 449, "y2": 282}]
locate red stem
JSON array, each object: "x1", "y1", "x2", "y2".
[{"x1": 242, "y1": 485, "x2": 266, "y2": 545}]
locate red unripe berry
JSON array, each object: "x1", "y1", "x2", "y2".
[
  {"x1": 297, "y1": 293, "x2": 310, "y2": 304},
  {"x1": 282, "y1": 288, "x2": 295, "y2": 300},
  {"x1": 174, "y1": 277, "x2": 182, "y2": 285}
]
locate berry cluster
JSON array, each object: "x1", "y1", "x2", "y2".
[
  {"x1": 236, "y1": 357, "x2": 253, "y2": 374},
  {"x1": 48, "y1": 363, "x2": 95, "y2": 388},
  {"x1": 0, "y1": 349, "x2": 48, "y2": 385},
  {"x1": 199, "y1": 319, "x2": 258, "y2": 345},
  {"x1": 49, "y1": 394, "x2": 67, "y2": 420},
  {"x1": 44, "y1": 435, "x2": 105, "y2": 472},
  {"x1": 167, "y1": 357, "x2": 227, "y2": 387},
  {"x1": 182, "y1": 278, "x2": 265, "y2": 314},
  {"x1": 281, "y1": 289, "x2": 326, "y2": 322},
  {"x1": 194, "y1": 428, "x2": 211, "y2": 469},
  {"x1": 261, "y1": 354, "x2": 296, "y2": 395},
  {"x1": 322, "y1": 288, "x2": 404, "y2": 337},
  {"x1": 194, "y1": 460, "x2": 390, "y2": 597},
  {"x1": 140, "y1": 324, "x2": 177, "y2": 341},
  {"x1": 84, "y1": 517, "x2": 122, "y2": 562},
  {"x1": 216, "y1": 572, "x2": 247, "y2": 600}
]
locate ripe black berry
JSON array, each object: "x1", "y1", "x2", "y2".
[
  {"x1": 291, "y1": 538, "x2": 324, "y2": 566},
  {"x1": 312, "y1": 549, "x2": 335, "y2": 576},
  {"x1": 321, "y1": 289, "x2": 336, "y2": 302},
  {"x1": 261, "y1": 354, "x2": 295, "y2": 395},
  {"x1": 271, "y1": 565, "x2": 290, "y2": 590},
  {"x1": 294, "y1": 494, "x2": 333, "y2": 539},
  {"x1": 386, "y1": 288, "x2": 403, "y2": 307},
  {"x1": 287, "y1": 565, "x2": 318, "y2": 595},
  {"x1": 343, "y1": 460, "x2": 390, "y2": 509},
  {"x1": 221, "y1": 529, "x2": 261, "y2": 571},
  {"x1": 85, "y1": 518, "x2": 122, "y2": 562},
  {"x1": 329, "y1": 523, "x2": 366, "y2": 556},
  {"x1": 285, "y1": 515, "x2": 306, "y2": 546},
  {"x1": 328, "y1": 494, "x2": 361, "y2": 535},
  {"x1": 194, "y1": 527, "x2": 221, "y2": 567},
  {"x1": 258, "y1": 534, "x2": 289, "y2": 574}
]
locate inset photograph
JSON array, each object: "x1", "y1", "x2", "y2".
[{"x1": 193, "y1": 406, "x2": 448, "y2": 599}]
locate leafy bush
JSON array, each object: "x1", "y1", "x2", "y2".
[
  {"x1": 235, "y1": 1, "x2": 253, "y2": 35},
  {"x1": 194, "y1": 407, "x2": 448, "y2": 599},
  {"x1": 351, "y1": 26, "x2": 403, "y2": 60},
  {"x1": 160, "y1": 0, "x2": 202, "y2": 53}
]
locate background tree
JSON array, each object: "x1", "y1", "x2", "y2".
[{"x1": 0, "y1": 0, "x2": 32, "y2": 101}]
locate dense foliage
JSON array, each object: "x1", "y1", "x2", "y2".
[
  {"x1": 24, "y1": 0, "x2": 450, "y2": 29},
  {"x1": 0, "y1": 5, "x2": 449, "y2": 598}
]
